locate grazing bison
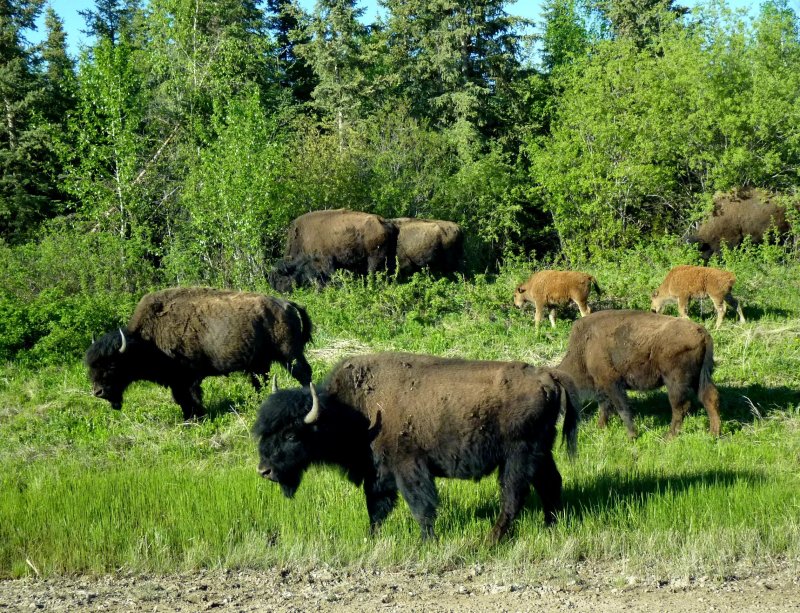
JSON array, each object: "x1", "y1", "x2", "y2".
[
  {"x1": 389, "y1": 217, "x2": 464, "y2": 275},
  {"x1": 651, "y1": 265, "x2": 745, "y2": 329},
  {"x1": 514, "y1": 270, "x2": 602, "y2": 327},
  {"x1": 689, "y1": 188, "x2": 792, "y2": 262},
  {"x1": 267, "y1": 254, "x2": 335, "y2": 294},
  {"x1": 558, "y1": 310, "x2": 721, "y2": 438},
  {"x1": 268, "y1": 209, "x2": 398, "y2": 292},
  {"x1": 254, "y1": 353, "x2": 579, "y2": 542},
  {"x1": 86, "y1": 287, "x2": 313, "y2": 419}
]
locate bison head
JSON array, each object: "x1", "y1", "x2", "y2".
[
  {"x1": 252, "y1": 383, "x2": 323, "y2": 498},
  {"x1": 84, "y1": 328, "x2": 132, "y2": 410},
  {"x1": 513, "y1": 285, "x2": 527, "y2": 308}
]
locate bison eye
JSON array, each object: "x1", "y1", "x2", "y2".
[
  {"x1": 517, "y1": 287, "x2": 525, "y2": 293},
  {"x1": 284, "y1": 431, "x2": 298, "y2": 442}
]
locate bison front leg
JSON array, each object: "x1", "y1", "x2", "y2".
[
  {"x1": 605, "y1": 384, "x2": 637, "y2": 438},
  {"x1": 533, "y1": 300, "x2": 545, "y2": 328},
  {"x1": 171, "y1": 381, "x2": 205, "y2": 420},
  {"x1": 288, "y1": 356, "x2": 312, "y2": 387},
  {"x1": 364, "y1": 473, "x2": 398, "y2": 536},
  {"x1": 677, "y1": 295, "x2": 690, "y2": 319},
  {"x1": 395, "y1": 462, "x2": 439, "y2": 540}
]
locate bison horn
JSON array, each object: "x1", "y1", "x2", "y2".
[
  {"x1": 271, "y1": 375, "x2": 279, "y2": 393},
  {"x1": 118, "y1": 328, "x2": 127, "y2": 354},
  {"x1": 304, "y1": 382, "x2": 320, "y2": 424}
]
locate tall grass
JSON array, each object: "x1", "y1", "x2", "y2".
[{"x1": 1, "y1": 245, "x2": 799, "y2": 578}]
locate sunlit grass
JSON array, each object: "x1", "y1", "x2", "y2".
[{"x1": 1, "y1": 248, "x2": 799, "y2": 578}]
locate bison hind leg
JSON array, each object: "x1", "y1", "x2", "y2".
[
  {"x1": 698, "y1": 380, "x2": 721, "y2": 437},
  {"x1": 531, "y1": 453, "x2": 563, "y2": 527},
  {"x1": 666, "y1": 375, "x2": 695, "y2": 438},
  {"x1": 724, "y1": 292, "x2": 746, "y2": 324}
]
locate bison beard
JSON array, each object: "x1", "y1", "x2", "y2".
[{"x1": 253, "y1": 353, "x2": 579, "y2": 542}]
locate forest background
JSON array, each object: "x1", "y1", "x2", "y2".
[{"x1": 1, "y1": 0, "x2": 800, "y2": 362}]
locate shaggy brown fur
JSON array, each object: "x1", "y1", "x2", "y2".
[
  {"x1": 689, "y1": 187, "x2": 791, "y2": 262},
  {"x1": 86, "y1": 287, "x2": 313, "y2": 419},
  {"x1": 389, "y1": 217, "x2": 464, "y2": 275},
  {"x1": 651, "y1": 265, "x2": 745, "y2": 329},
  {"x1": 254, "y1": 352, "x2": 579, "y2": 542},
  {"x1": 514, "y1": 270, "x2": 601, "y2": 327},
  {"x1": 558, "y1": 310, "x2": 720, "y2": 438},
  {"x1": 285, "y1": 209, "x2": 398, "y2": 275}
]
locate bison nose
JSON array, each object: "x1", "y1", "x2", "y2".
[
  {"x1": 259, "y1": 465, "x2": 273, "y2": 480},
  {"x1": 93, "y1": 387, "x2": 106, "y2": 398}
]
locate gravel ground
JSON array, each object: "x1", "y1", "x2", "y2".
[{"x1": 2, "y1": 563, "x2": 800, "y2": 612}]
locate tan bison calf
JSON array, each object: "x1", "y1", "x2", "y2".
[
  {"x1": 514, "y1": 270, "x2": 601, "y2": 327},
  {"x1": 558, "y1": 310, "x2": 721, "y2": 438},
  {"x1": 651, "y1": 265, "x2": 745, "y2": 329}
]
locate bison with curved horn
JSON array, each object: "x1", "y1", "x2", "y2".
[
  {"x1": 253, "y1": 352, "x2": 579, "y2": 542},
  {"x1": 86, "y1": 287, "x2": 313, "y2": 419}
]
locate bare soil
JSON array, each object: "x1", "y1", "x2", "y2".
[{"x1": 2, "y1": 562, "x2": 800, "y2": 612}]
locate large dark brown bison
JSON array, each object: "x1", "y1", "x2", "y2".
[
  {"x1": 558, "y1": 310, "x2": 720, "y2": 438},
  {"x1": 389, "y1": 217, "x2": 464, "y2": 275},
  {"x1": 86, "y1": 287, "x2": 313, "y2": 419},
  {"x1": 253, "y1": 352, "x2": 579, "y2": 542},
  {"x1": 689, "y1": 188, "x2": 792, "y2": 262},
  {"x1": 268, "y1": 209, "x2": 398, "y2": 292}
]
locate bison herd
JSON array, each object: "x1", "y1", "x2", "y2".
[{"x1": 84, "y1": 207, "x2": 763, "y2": 543}]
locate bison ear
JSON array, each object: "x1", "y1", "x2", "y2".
[{"x1": 303, "y1": 382, "x2": 321, "y2": 424}]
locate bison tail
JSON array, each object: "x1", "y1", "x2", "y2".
[
  {"x1": 552, "y1": 371, "x2": 579, "y2": 458},
  {"x1": 698, "y1": 333, "x2": 716, "y2": 400},
  {"x1": 590, "y1": 276, "x2": 602, "y2": 297}
]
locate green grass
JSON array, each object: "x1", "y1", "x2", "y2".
[{"x1": 2, "y1": 246, "x2": 800, "y2": 579}]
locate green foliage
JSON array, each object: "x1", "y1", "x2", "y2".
[
  {"x1": 1, "y1": 251, "x2": 799, "y2": 576},
  {"x1": 163, "y1": 90, "x2": 295, "y2": 287},
  {"x1": 0, "y1": 228, "x2": 151, "y2": 362}
]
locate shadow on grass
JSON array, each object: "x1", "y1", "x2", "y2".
[
  {"x1": 575, "y1": 384, "x2": 799, "y2": 433},
  {"x1": 559, "y1": 468, "x2": 763, "y2": 522},
  {"x1": 717, "y1": 384, "x2": 799, "y2": 423},
  {"x1": 440, "y1": 468, "x2": 764, "y2": 531}
]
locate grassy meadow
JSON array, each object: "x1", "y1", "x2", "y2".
[{"x1": 1, "y1": 245, "x2": 799, "y2": 580}]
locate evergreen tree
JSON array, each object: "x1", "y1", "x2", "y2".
[
  {"x1": 266, "y1": 0, "x2": 316, "y2": 103},
  {"x1": 540, "y1": 0, "x2": 590, "y2": 73},
  {"x1": 0, "y1": 0, "x2": 56, "y2": 243},
  {"x1": 79, "y1": 0, "x2": 139, "y2": 44},
  {"x1": 380, "y1": 0, "x2": 523, "y2": 147},
  {"x1": 40, "y1": 7, "x2": 76, "y2": 126},
  {"x1": 593, "y1": 0, "x2": 687, "y2": 48},
  {"x1": 298, "y1": 0, "x2": 371, "y2": 144}
]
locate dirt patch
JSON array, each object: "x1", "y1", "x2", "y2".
[{"x1": 2, "y1": 563, "x2": 799, "y2": 612}]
